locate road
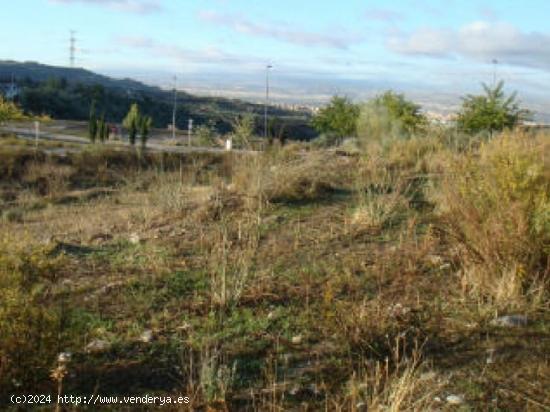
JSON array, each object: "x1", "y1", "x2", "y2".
[{"x1": 0, "y1": 126, "x2": 251, "y2": 154}]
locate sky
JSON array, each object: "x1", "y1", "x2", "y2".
[{"x1": 2, "y1": 0, "x2": 550, "y2": 118}]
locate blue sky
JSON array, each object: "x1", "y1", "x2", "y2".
[{"x1": 2, "y1": 0, "x2": 550, "y2": 117}]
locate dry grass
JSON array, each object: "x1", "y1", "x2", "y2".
[
  {"x1": 430, "y1": 132, "x2": 550, "y2": 310},
  {"x1": 0, "y1": 133, "x2": 549, "y2": 410},
  {"x1": 24, "y1": 161, "x2": 74, "y2": 198},
  {"x1": 344, "y1": 351, "x2": 447, "y2": 412},
  {"x1": 231, "y1": 146, "x2": 351, "y2": 205}
]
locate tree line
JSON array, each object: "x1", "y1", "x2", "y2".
[{"x1": 312, "y1": 81, "x2": 532, "y2": 145}]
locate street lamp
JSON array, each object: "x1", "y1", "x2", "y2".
[
  {"x1": 264, "y1": 64, "x2": 273, "y2": 139},
  {"x1": 172, "y1": 75, "x2": 177, "y2": 141}
]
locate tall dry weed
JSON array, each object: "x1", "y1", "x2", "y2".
[{"x1": 431, "y1": 132, "x2": 550, "y2": 308}]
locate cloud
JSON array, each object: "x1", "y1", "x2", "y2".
[
  {"x1": 116, "y1": 36, "x2": 252, "y2": 67},
  {"x1": 198, "y1": 10, "x2": 362, "y2": 49},
  {"x1": 365, "y1": 7, "x2": 404, "y2": 22},
  {"x1": 49, "y1": 0, "x2": 162, "y2": 14},
  {"x1": 388, "y1": 21, "x2": 550, "y2": 70},
  {"x1": 388, "y1": 28, "x2": 453, "y2": 57}
]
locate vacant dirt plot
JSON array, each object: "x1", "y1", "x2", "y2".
[{"x1": 0, "y1": 135, "x2": 548, "y2": 411}]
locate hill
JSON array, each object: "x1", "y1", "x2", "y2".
[{"x1": 0, "y1": 61, "x2": 315, "y2": 139}]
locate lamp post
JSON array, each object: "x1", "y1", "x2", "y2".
[
  {"x1": 172, "y1": 75, "x2": 177, "y2": 141},
  {"x1": 264, "y1": 64, "x2": 272, "y2": 139}
]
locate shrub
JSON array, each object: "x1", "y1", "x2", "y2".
[
  {"x1": 24, "y1": 161, "x2": 74, "y2": 198},
  {"x1": 0, "y1": 97, "x2": 26, "y2": 123},
  {"x1": 312, "y1": 96, "x2": 359, "y2": 143},
  {"x1": 357, "y1": 91, "x2": 426, "y2": 145},
  {"x1": 0, "y1": 239, "x2": 64, "y2": 393},
  {"x1": 195, "y1": 123, "x2": 219, "y2": 147},
  {"x1": 456, "y1": 81, "x2": 531, "y2": 135},
  {"x1": 231, "y1": 148, "x2": 343, "y2": 204},
  {"x1": 230, "y1": 113, "x2": 255, "y2": 149},
  {"x1": 432, "y1": 132, "x2": 550, "y2": 308}
]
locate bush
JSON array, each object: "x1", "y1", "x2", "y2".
[
  {"x1": 357, "y1": 91, "x2": 426, "y2": 145},
  {"x1": 432, "y1": 132, "x2": 550, "y2": 308},
  {"x1": 312, "y1": 96, "x2": 359, "y2": 143},
  {"x1": 24, "y1": 161, "x2": 74, "y2": 197},
  {"x1": 456, "y1": 81, "x2": 531, "y2": 135},
  {"x1": 231, "y1": 148, "x2": 344, "y2": 204},
  {"x1": 0, "y1": 97, "x2": 26, "y2": 123},
  {"x1": 195, "y1": 123, "x2": 219, "y2": 147},
  {"x1": 0, "y1": 239, "x2": 65, "y2": 393}
]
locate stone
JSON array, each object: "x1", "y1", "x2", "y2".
[
  {"x1": 85, "y1": 339, "x2": 111, "y2": 353},
  {"x1": 288, "y1": 385, "x2": 300, "y2": 396},
  {"x1": 490, "y1": 314, "x2": 528, "y2": 328},
  {"x1": 177, "y1": 322, "x2": 191, "y2": 331},
  {"x1": 446, "y1": 394, "x2": 464, "y2": 405},
  {"x1": 89, "y1": 233, "x2": 113, "y2": 243},
  {"x1": 57, "y1": 352, "x2": 72, "y2": 363},
  {"x1": 486, "y1": 348, "x2": 496, "y2": 364},
  {"x1": 139, "y1": 330, "x2": 153, "y2": 343},
  {"x1": 388, "y1": 303, "x2": 411, "y2": 317},
  {"x1": 427, "y1": 254, "x2": 443, "y2": 266},
  {"x1": 291, "y1": 335, "x2": 303, "y2": 345},
  {"x1": 129, "y1": 233, "x2": 141, "y2": 245},
  {"x1": 356, "y1": 402, "x2": 367, "y2": 411}
]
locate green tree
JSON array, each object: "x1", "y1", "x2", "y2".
[
  {"x1": 88, "y1": 101, "x2": 98, "y2": 143},
  {"x1": 98, "y1": 114, "x2": 107, "y2": 143},
  {"x1": 139, "y1": 115, "x2": 152, "y2": 148},
  {"x1": 268, "y1": 117, "x2": 287, "y2": 146},
  {"x1": 312, "y1": 96, "x2": 359, "y2": 143},
  {"x1": 101, "y1": 119, "x2": 110, "y2": 142},
  {"x1": 123, "y1": 103, "x2": 140, "y2": 145},
  {"x1": 195, "y1": 122, "x2": 218, "y2": 146},
  {"x1": 357, "y1": 91, "x2": 426, "y2": 143},
  {"x1": 231, "y1": 113, "x2": 255, "y2": 148},
  {"x1": 0, "y1": 97, "x2": 25, "y2": 123},
  {"x1": 456, "y1": 81, "x2": 531, "y2": 135}
]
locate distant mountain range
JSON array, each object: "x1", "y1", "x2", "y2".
[{"x1": 0, "y1": 61, "x2": 315, "y2": 139}]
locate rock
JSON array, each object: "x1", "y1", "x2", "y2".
[
  {"x1": 89, "y1": 233, "x2": 113, "y2": 243},
  {"x1": 57, "y1": 352, "x2": 72, "y2": 363},
  {"x1": 490, "y1": 314, "x2": 528, "y2": 328},
  {"x1": 388, "y1": 303, "x2": 411, "y2": 317},
  {"x1": 446, "y1": 394, "x2": 464, "y2": 405},
  {"x1": 85, "y1": 339, "x2": 111, "y2": 353},
  {"x1": 139, "y1": 330, "x2": 153, "y2": 343},
  {"x1": 486, "y1": 348, "x2": 496, "y2": 364},
  {"x1": 129, "y1": 233, "x2": 141, "y2": 245},
  {"x1": 308, "y1": 383, "x2": 323, "y2": 396},
  {"x1": 288, "y1": 385, "x2": 300, "y2": 396},
  {"x1": 356, "y1": 402, "x2": 367, "y2": 411},
  {"x1": 177, "y1": 322, "x2": 191, "y2": 331},
  {"x1": 98, "y1": 281, "x2": 124, "y2": 295},
  {"x1": 61, "y1": 278, "x2": 74, "y2": 287},
  {"x1": 427, "y1": 254, "x2": 444, "y2": 266},
  {"x1": 291, "y1": 335, "x2": 303, "y2": 345}
]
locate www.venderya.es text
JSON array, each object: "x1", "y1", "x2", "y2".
[{"x1": 10, "y1": 394, "x2": 190, "y2": 406}]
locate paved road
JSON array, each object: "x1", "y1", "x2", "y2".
[{"x1": 0, "y1": 126, "x2": 250, "y2": 154}]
